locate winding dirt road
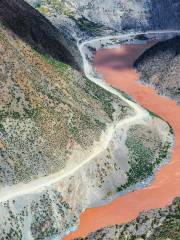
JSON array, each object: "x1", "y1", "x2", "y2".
[
  {"x1": 0, "y1": 30, "x2": 180, "y2": 240},
  {"x1": 64, "y1": 36, "x2": 180, "y2": 239},
  {"x1": 0, "y1": 31, "x2": 178, "y2": 204}
]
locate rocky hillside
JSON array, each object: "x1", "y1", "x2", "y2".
[
  {"x1": 0, "y1": 1, "x2": 177, "y2": 239},
  {"x1": 135, "y1": 36, "x2": 180, "y2": 104},
  {"x1": 0, "y1": 22, "x2": 132, "y2": 239},
  {"x1": 0, "y1": 19, "x2": 174, "y2": 239},
  {"x1": 0, "y1": 23, "x2": 134, "y2": 186},
  {"x1": 0, "y1": 0, "x2": 82, "y2": 69},
  {"x1": 26, "y1": 0, "x2": 180, "y2": 38},
  {"x1": 75, "y1": 197, "x2": 180, "y2": 240}
]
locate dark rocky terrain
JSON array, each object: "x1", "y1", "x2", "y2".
[
  {"x1": 135, "y1": 37, "x2": 180, "y2": 104},
  {"x1": 0, "y1": 0, "x2": 81, "y2": 69}
]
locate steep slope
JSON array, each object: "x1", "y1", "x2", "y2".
[
  {"x1": 0, "y1": 24, "x2": 133, "y2": 186},
  {"x1": 0, "y1": 23, "x2": 133, "y2": 239},
  {"x1": 0, "y1": 23, "x2": 173, "y2": 239},
  {"x1": 135, "y1": 36, "x2": 180, "y2": 104},
  {"x1": 26, "y1": 0, "x2": 180, "y2": 38},
  {"x1": 0, "y1": 0, "x2": 81, "y2": 69},
  {"x1": 2, "y1": 1, "x2": 178, "y2": 239}
]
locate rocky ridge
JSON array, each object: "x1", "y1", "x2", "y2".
[
  {"x1": 26, "y1": 0, "x2": 180, "y2": 37},
  {"x1": 135, "y1": 36, "x2": 180, "y2": 104}
]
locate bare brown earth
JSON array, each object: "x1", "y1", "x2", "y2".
[{"x1": 64, "y1": 42, "x2": 180, "y2": 239}]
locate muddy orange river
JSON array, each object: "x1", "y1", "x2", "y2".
[{"x1": 64, "y1": 42, "x2": 180, "y2": 240}]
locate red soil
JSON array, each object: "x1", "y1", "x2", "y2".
[{"x1": 64, "y1": 43, "x2": 180, "y2": 240}]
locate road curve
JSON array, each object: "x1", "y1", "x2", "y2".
[
  {"x1": 0, "y1": 30, "x2": 179, "y2": 203},
  {"x1": 64, "y1": 31, "x2": 180, "y2": 239}
]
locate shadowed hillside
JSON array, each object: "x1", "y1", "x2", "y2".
[
  {"x1": 135, "y1": 37, "x2": 180, "y2": 103},
  {"x1": 0, "y1": 0, "x2": 80, "y2": 69}
]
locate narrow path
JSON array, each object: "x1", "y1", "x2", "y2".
[
  {"x1": 0, "y1": 30, "x2": 179, "y2": 204},
  {"x1": 64, "y1": 33, "x2": 180, "y2": 239}
]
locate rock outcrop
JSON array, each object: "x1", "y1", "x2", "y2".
[{"x1": 135, "y1": 36, "x2": 180, "y2": 104}]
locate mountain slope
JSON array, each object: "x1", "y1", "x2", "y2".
[
  {"x1": 135, "y1": 36, "x2": 180, "y2": 104},
  {"x1": 0, "y1": 24, "x2": 174, "y2": 239},
  {"x1": 26, "y1": 0, "x2": 180, "y2": 38},
  {"x1": 0, "y1": 24, "x2": 133, "y2": 186},
  {"x1": 0, "y1": 23, "x2": 174, "y2": 239},
  {"x1": 0, "y1": 0, "x2": 81, "y2": 69}
]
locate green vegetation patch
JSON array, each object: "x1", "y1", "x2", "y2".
[
  {"x1": 69, "y1": 16, "x2": 110, "y2": 36},
  {"x1": 31, "y1": 191, "x2": 71, "y2": 239},
  {"x1": 84, "y1": 78, "x2": 115, "y2": 120},
  {"x1": 117, "y1": 125, "x2": 172, "y2": 192},
  {"x1": 117, "y1": 137, "x2": 154, "y2": 192},
  {"x1": 151, "y1": 200, "x2": 180, "y2": 240},
  {"x1": 33, "y1": 0, "x2": 75, "y2": 17},
  {"x1": 42, "y1": 54, "x2": 69, "y2": 71}
]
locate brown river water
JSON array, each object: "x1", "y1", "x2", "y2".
[{"x1": 64, "y1": 42, "x2": 180, "y2": 239}]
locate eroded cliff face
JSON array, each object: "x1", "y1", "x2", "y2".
[{"x1": 149, "y1": 0, "x2": 180, "y2": 30}]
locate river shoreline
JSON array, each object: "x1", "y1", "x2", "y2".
[{"x1": 64, "y1": 38, "x2": 180, "y2": 239}]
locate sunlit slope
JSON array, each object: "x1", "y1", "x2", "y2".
[
  {"x1": 135, "y1": 36, "x2": 180, "y2": 103},
  {"x1": 0, "y1": 24, "x2": 133, "y2": 187}
]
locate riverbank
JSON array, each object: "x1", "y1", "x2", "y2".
[{"x1": 64, "y1": 40, "x2": 180, "y2": 239}]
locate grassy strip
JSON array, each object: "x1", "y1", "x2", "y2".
[
  {"x1": 117, "y1": 130, "x2": 172, "y2": 192},
  {"x1": 84, "y1": 78, "x2": 115, "y2": 120},
  {"x1": 42, "y1": 54, "x2": 69, "y2": 71}
]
